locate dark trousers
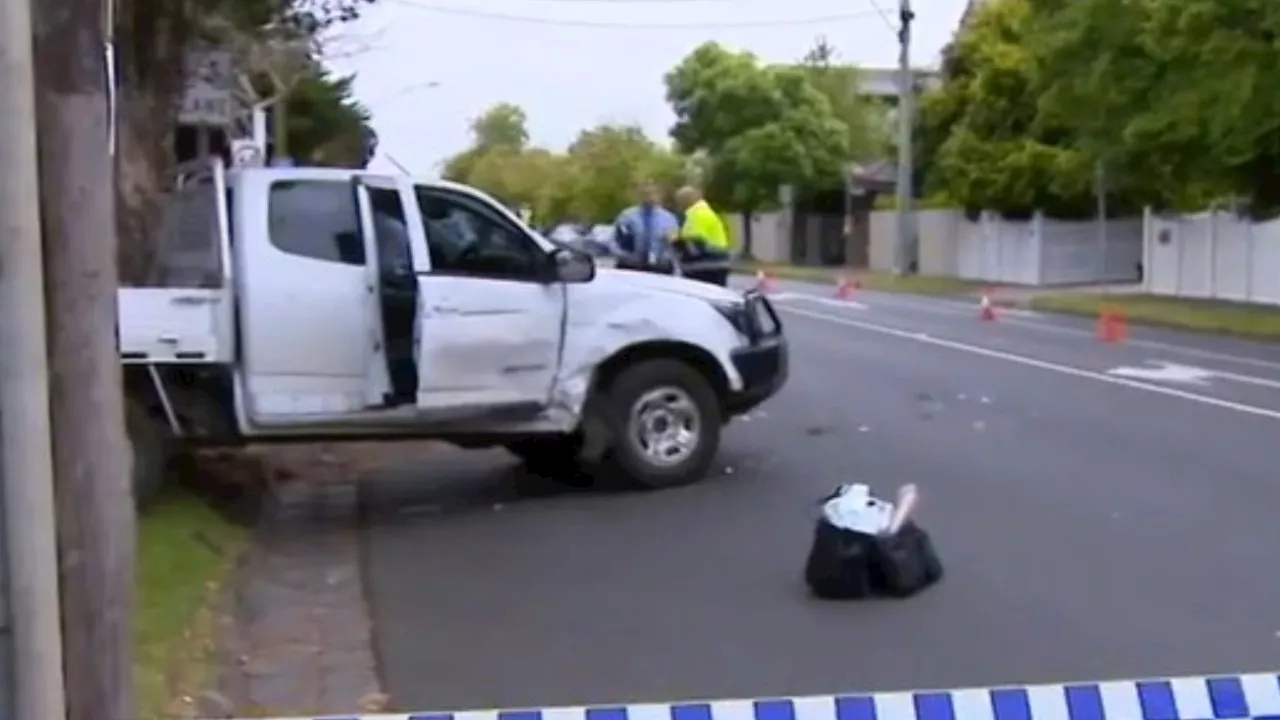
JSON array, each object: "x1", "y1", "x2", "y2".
[{"x1": 685, "y1": 268, "x2": 729, "y2": 286}]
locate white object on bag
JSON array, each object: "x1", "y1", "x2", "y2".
[
  {"x1": 886, "y1": 483, "x2": 919, "y2": 535},
  {"x1": 821, "y1": 483, "x2": 895, "y2": 535}
]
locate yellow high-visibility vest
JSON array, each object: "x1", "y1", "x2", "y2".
[{"x1": 681, "y1": 199, "x2": 731, "y2": 252}]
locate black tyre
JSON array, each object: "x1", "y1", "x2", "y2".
[
  {"x1": 599, "y1": 359, "x2": 722, "y2": 489},
  {"x1": 126, "y1": 399, "x2": 170, "y2": 508}
]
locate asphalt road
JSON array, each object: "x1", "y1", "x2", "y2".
[{"x1": 360, "y1": 279, "x2": 1280, "y2": 713}]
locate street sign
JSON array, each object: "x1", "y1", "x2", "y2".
[{"x1": 179, "y1": 49, "x2": 235, "y2": 126}]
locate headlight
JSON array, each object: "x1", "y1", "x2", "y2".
[
  {"x1": 712, "y1": 301, "x2": 752, "y2": 336},
  {"x1": 713, "y1": 295, "x2": 780, "y2": 342}
]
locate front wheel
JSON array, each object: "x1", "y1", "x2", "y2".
[{"x1": 600, "y1": 359, "x2": 722, "y2": 489}]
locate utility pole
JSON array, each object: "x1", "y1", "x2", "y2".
[
  {"x1": 1095, "y1": 158, "x2": 1108, "y2": 277},
  {"x1": 894, "y1": 0, "x2": 916, "y2": 274},
  {"x1": 0, "y1": 0, "x2": 69, "y2": 718},
  {"x1": 32, "y1": 0, "x2": 136, "y2": 716}
]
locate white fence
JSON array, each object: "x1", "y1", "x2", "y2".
[
  {"x1": 1143, "y1": 209, "x2": 1280, "y2": 305},
  {"x1": 869, "y1": 210, "x2": 1144, "y2": 286}
]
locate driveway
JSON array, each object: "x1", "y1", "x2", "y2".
[{"x1": 360, "y1": 279, "x2": 1280, "y2": 712}]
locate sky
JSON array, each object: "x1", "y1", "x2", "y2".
[{"x1": 326, "y1": 0, "x2": 971, "y2": 176}]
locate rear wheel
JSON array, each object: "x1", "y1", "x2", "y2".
[{"x1": 599, "y1": 359, "x2": 722, "y2": 489}]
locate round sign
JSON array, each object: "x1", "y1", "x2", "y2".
[{"x1": 231, "y1": 140, "x2": 263, "y2": 168}]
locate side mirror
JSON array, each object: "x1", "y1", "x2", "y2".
[{"x1": 551, "y1": 248, "x2": 595, "y2": 284}]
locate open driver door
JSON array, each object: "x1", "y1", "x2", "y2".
[{"x1": 351, "y1": 175, "x2": 423, "y2": 408}]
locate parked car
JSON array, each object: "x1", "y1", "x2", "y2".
[{"x1": 580, "y1": 224, "x2": 618, "y2": 257}]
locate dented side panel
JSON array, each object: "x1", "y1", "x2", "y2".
[
  {"x1": 546, "y1": 281, "x2": 745, "y2": 422},
  {"x1": 414, "y1": 276, "x2": 565, "y2": 412}
]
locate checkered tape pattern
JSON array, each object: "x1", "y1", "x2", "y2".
[{"x1": 233, "y1": 672, "x2": 1280, "y2": 720}]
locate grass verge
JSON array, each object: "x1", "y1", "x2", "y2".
[
  {"x1": 1029, "y1": 293, "x2": 1280, "y2": 341},
  {"x1": 136, "y1": 485, "x2": 249, "y2": 720},
  {"x1": 732, "y1": 261, "x2": 983, "y2": 296}
]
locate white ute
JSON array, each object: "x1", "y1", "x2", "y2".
[{"x1": 118, "y1": 158, "x2": 788, "y2": 494}]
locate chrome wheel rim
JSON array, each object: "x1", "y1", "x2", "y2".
[{"x1": 627, "y1": 386, "x2": 701, "y2": 468}]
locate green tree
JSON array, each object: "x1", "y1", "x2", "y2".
[
  {"x1": 917, "y1": 0, "x2": 1093, "y2": 216},
  {"x1": 562, "y1": 124, "x2": 685, "y2": 222},
  {"x1": 797, "y1": 37, "x2": 889, "y2": 160},
  {"x1": 467, "y1": 147, "x2": 568, "y2": 219},
  {"x1": 664, "y1": 42, "x2": 851, "y2": 210},
  {"x1": 283, "y1": 66, "x2": 374, "y2": 167},
  {"x1": 1031, "y1": 0, "x2": 1280, "y2": 211},
  {"x1": 443, "y1": 103, "x2": 532, "y2": 182}
]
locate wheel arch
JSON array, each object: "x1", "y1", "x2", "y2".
[{"x1": 589, "y1": 340, "x2": 732, "y2": 415}]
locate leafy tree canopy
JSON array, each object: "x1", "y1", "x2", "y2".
[
  {"x1": 919, "y1": 0, "x2": 1280, "y2": 215},
  {"x1": 285, "y1": 66, "x2": 374, "y2": 167},
  {"x1": 442, "y1": 105, "x2": 689, "y2": 224},
  {"x1": 663, "y1": 41, "x2": 857, "y2": 209}
]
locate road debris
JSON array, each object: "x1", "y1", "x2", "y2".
[{"x1": 804, "y1": 483, "x2": 943, "y2": 600}]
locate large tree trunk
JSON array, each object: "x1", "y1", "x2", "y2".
[
  {"x1": 33, "y1": 0, "x2": 136, "y2": 718},
  {"x1": 115, "y1": 0, "x2": 194, "y2": 285},
  {"x1": 116, "y1": 92, "x2": 178, "y2": 284}
]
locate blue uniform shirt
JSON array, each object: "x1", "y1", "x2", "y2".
[{"x1": 614, "y1": 204, "x2": 680, "y2": 263}]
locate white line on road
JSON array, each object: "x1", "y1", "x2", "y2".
[
  {"x1": 1211, "y1": 366, "x2": 1280, "y2": 390},
  {"x1": 769, "y1": 292, "x2": 868, "y2": 310},
  {"x1": 993, "y1": 313, "x2": 1280, "y2": 372},
  {"x1": 758, "y1": 280, "x2": 1280, "y2": 372},
  {"x1": 778, "y1": 304, "x2": 1280, "y2": 422}
]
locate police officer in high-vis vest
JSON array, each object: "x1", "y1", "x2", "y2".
[{"x1": 673, "y1": 185, "x2": 732, "y2": 286}]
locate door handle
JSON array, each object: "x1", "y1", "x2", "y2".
[{"x1": 430, "y1": 304, "x2": 460, "y2": 314}]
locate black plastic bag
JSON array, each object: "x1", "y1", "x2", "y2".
[
  {"x1": 868, "y1": 521, "x2": 944, "y2": 598},
  {"x1": 804, "y1": 518, "x2": 877, "y2": 599},
  {"x1": 804, "y1": 518, "x2": 944, "y2": 600}
]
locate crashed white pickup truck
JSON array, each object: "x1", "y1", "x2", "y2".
[{"x1": 119, "y1": 158, "x2": 787, "y2": 493}]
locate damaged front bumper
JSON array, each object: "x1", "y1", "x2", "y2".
[{"x1": 725, "y1": 291, "x2": 788, "y2": 416}]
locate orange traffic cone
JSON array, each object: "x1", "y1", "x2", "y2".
[
  {"x1": 755, "y1": 270, "x2": 777, "y2": 293},
  {"x1": 834, "y1": 274, "x2": 856, "y2": 300},
  {"x1": 1097, "y1": 307, "x2": 1128, "y2": 343},
  {"x1": 979, "y1": 292, "x2": 997, "y2": 321}
]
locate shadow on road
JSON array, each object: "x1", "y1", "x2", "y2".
[{"x1": 355, "y1": 449, "x2": 634, "y2": 524}]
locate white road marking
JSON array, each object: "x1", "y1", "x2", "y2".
[
  {"x1": 1107, "y1": 360, "x2": 1280, "y2": 391},
  {"x1": 767, "y1": 292, "x2": 868, "y2": 310},
  {"x1": 1107, "y1": 362, "x2": 1214, "y2": 385},
  {"x1": 759, "y1": 282, "x2": 1280, "y2": 373},
  {"x1": 778, "y1": 304, "x2": 1280, "y2": 422},
  {"x1": 1211, "y1": 366, "x2": 1280, "y2": 390}
]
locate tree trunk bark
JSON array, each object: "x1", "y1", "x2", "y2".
[
  {"x1": 32, "y1": 0, "x2": 136, "y2": 717},
  {"x1": 116, "y1": 92, "x2": 176, "y2": 284}
]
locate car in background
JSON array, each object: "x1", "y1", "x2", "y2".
[
  {"x1": 547, "y1": 223, "x2": 584, "y2": 245},
  {"x1": 580, "y1": 224, "x2": 618, "y2": 258}
]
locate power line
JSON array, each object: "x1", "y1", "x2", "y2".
[
  {"x1": 387, "y1": 0, "x2": 882, "y2": 28},
  {"x1": 864, "y1": 0, "x2": 896, "y2": 31},
  {"x1": 436, "y1": 0, "x2": 735, "y2": 3}
]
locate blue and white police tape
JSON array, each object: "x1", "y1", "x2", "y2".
[{"x1": 227, "y1": 671, "x2": 1280, "y2": 720}]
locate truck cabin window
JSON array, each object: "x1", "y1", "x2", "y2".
[
  {"x1": 268, "y1": 180, "x2": 365, "y2": 265},
  {"x1": 415, "y1": 188, "x2": 543, "y2": 280},
  {"x1": 150, "y1": 179, "x2": 225, "y2": 288}
]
